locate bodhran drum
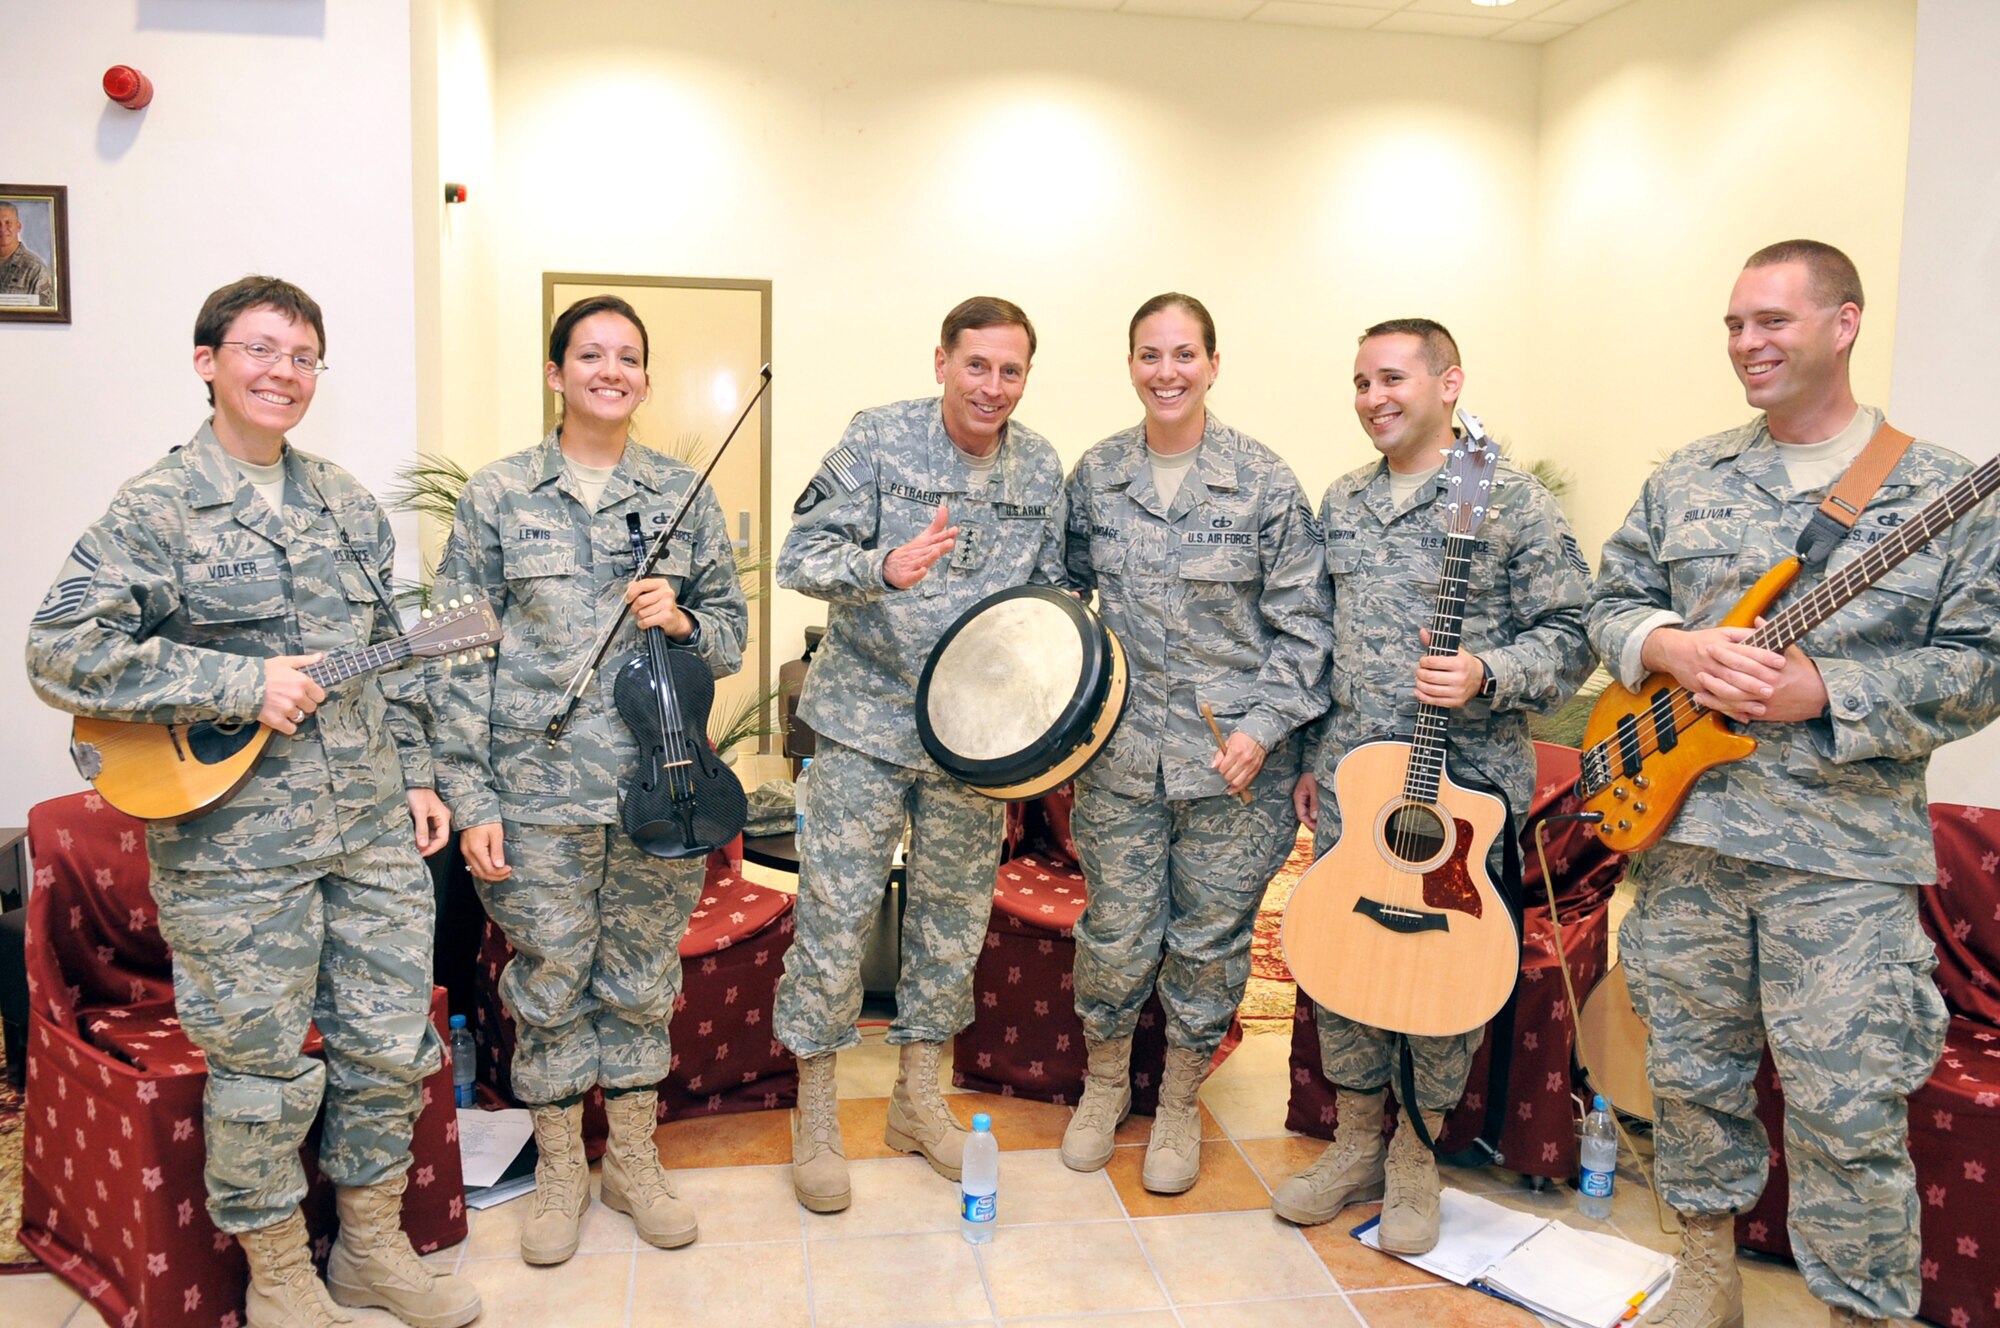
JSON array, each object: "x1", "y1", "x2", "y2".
[{"x1": 916, "y1": 585, "x2": 1129, "y2": 801}]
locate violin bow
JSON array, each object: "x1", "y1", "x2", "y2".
[{"x1": 544, "y1": 363, "x2": 772, "y2": 747}]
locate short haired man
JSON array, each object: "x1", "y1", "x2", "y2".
[
  {"x1": 1589, "y1": 241, "x2": 2000, "y2": 1327},
  {"x1": 1273, "y1": 319, "x2": 1593, "y2": 1253},
  {"x1": 26, "y1": 277, "x2": 480, "y2": 1328},
  {"x1": 773, "y1": 297, "x2": 1067, "y2": 1213},
  {"x1": 0, "y1": 200, "x2": 57, "y2": 307}
]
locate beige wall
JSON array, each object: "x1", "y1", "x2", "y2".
[
  {"x1": 472, "y1": 0, "x2": 1544, "y2": 670},
  {"x1": 1531, "y1": 0, "x2": 1918, "y2": 563},
  {"x1": 1891, "y1": 0, "x2": 2000, "y2": 804},
  {"x1": 464, "y1": 0, "x2": 1925, "y2": 682}
]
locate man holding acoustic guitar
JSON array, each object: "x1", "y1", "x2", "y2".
[
  {"x1": 1588, "y1": 241, "x2": 2000, "y2": 1328},
  {"x1": 25, "y1": 277, "x2": 481, "y2": 1328},
  {"x1": 1274, "y1": 319, "x2": 1594, "y2": 1251}
]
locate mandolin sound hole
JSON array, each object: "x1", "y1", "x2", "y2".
[
  {"x1": 187, "y1": 720, "x2": 264, "y2": 765},
  {"x1": 1382, "y1": 803, "x2": 1448, "y2": 866}
]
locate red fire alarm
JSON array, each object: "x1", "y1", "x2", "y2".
[
  {"x1": 445, "y1": 183, "x2": 469, "y2": 205},
  {"x1": 103, "y1": 65, "x2": 154, "y2": 110}
]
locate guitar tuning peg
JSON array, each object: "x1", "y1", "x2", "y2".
[
  {"x1": 420, "y1": 607, "x2": 433, "y2": 619},
  {"x1": 485, "y1": 647, "x2": 496, "y2": 658},
  {"x1": 448, "y1": 598, "x2": 460, "y2": 609}
]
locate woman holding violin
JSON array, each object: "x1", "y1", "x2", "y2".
[{"x1": 432, "y1": 295, "x2": 747, "y2": 1265}]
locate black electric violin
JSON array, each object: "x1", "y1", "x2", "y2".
[
  {"x1": 542, "y1": 364, "x2": 771, "y2": 859},
  {"x1": 614, "y1": 514, "x2": 747, "y2": 859}
]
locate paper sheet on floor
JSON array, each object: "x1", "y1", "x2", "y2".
[{"x1": 456, "y1": 1107, "x2": 534, "y2": 1188}]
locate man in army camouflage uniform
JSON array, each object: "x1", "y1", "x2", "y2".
[
  {"x1": 432, "y1": 295, "x2": 747, "y2": 1263},
  {"x1": 25, "y1": 277, "x2": 480, "y2": 1328},
  {"x1": 773, "y1": 296, "x2": 1066, "y2": 1212},
  {"x1": 1272, "y1": 319, "x2": 1593, "y2": 1254},
  {"x1": 0, "y1": 201, "x2": 57, "y2": 307},
  {"x1": 1590, "y1": 241, "x2": 2000, "y2": 1328},
  {"x1": 1059, "y1": 293, "x2": 1330, "y2": 1194}
]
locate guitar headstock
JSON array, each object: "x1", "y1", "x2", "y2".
[
  {"x1": 1440, "y1": 410, "x2": 1500, "y2": 539},
  {"x1": 409, "y1": 597, "x2": 502, "y2": 665}
]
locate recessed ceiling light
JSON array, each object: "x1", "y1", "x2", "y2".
[{"x1": 1469, "y1": 0, "x2": 1519, "y2": 7}]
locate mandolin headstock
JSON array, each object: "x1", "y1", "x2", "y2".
[{"x1": 410, "y1": 597, "x2": 502, "y2": 665}]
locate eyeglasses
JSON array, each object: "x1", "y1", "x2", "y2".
[{"x1": 219, "y1": 340, "x2": 330, "y2": 377}]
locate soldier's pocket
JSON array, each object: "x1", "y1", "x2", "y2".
[
  {"x1": 1656, "y1": 521, "x2": 1746, "y2": 608},
  {"x1": 181, "y1": 566, "x2": 287, "y2": 625},
  {"x1": 209, "y1": 1075, "x2": 288, "y2": 1126},
  {"x1": 1861, "y1": 931, "x2": 1949, "y2": 1096}
]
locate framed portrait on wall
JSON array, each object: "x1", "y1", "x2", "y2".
[{"x1": 0, "y1": 184, "x2": 71, "y2": 324}]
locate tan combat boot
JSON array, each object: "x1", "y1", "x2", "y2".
[
  {"x1": 1379, "y1": 1106, "x2": 1446, "y2": 1254},
  {"x1": 1642, "y1": 1211, "x2": 1744, "y2": 1328},
  {"x1": 326, "y1": 1173, "x2": 482, "y2": 1327},
  {"x1": 520, "y1": 1102, "x2": 591, "y2": 1265},
  {"x1": 884, "y1": 1040, "x2": 969, "y2": 1180},
  {"x1": 1060, "y1": 1035, "x2": 1133, "y2": 1173},
  {"x1": 600, "y1": 1089, "x2": 698, "y2": 1249},
  {"x1": 1270, "y1": 1087, "x2": 1387, "y2": 1226},
  {"x1": 1142, "y1": 1046, "x2": 1208, "y2": 1195},
  {"x1": 237, "y1": 1207, "x2": 353, "y2": 1328},
  {"x1": 792, "y1": 1052, "x2": 851, "y2": 1213}
]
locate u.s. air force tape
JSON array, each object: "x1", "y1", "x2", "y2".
[{"x1": 793, "y1": 445, "x2": 868, "y2": 515}]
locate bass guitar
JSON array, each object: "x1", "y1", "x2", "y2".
[
  {"x1": 1282, "y1": 418, "x2": 1520, "y2": 1038},
  {"x1": 69, "y1": 597, "x2": 501, "y2": 823},
  {"x1": 1577, "y1": 448, "x2": 2000, "y2": 854}
]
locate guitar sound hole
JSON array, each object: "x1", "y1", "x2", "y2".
[{"x1": 1383, "y1": 804, "x2": 1448, "y2": 866}]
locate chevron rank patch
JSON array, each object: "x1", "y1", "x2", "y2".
[{"x1": 32, "y1": 539, "x2": 101, "y2": 625}]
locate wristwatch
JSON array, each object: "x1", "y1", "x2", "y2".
[{"x1": 1477, "y1": 659, "x2": 1497, "y2": 700}]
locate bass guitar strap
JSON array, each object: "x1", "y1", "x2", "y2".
[
  {"x1": 1792, "y1": 420, "x2": 1914, "y2": 571},
  {"x1": 1395, "y1": 764, "x2": 1521, "y2": 1168}
]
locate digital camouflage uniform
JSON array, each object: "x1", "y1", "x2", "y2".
[
  {"x1": 431, "y1": 432, "x2": 747, "y2": 1104},
  {"x1": 25, "y1": 422, "x2": 441, "y2": 1233},
  {"x1": 1588, "y1": 407, "x2": 2000, "y2": 1319},
  {"x1": 773, "y1": 399, "x2": 1065, "y2": 1056},
  {"x1": 0, "y1": 243, "x2": 56, "y2": 307},
  {"x1": 1064, "y1": 417, "x2": 1330, "y2": 1056},
  {"x1": 1308, "y1": 455, "x2": 1593, "y2": 1109}
]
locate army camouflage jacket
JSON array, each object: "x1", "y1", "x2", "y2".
[
  {"x1": 778, "y1": 398, "x2": 1066, "y2": 770},
  {"x1": 431, "y1": 432, "x2": 748, "y2": 828},
  {"x1": 1589, "y1": 407, "x2": 2000, "y2": 883},
  {"x1": 26, "y1": 422, "x2": 433, "y2": 872},
  {"x1": 1065, "y1": 416, "x2": 1331, "y2": 799},
  {"x1": 1307, "y1": 454, "x2": 1594, "y2": 818}
]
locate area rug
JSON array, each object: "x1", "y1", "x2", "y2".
[
  {"x1": 1, "y1": 1052, "x2": 33, "y2": 1272},
  {"x1": 1243, "y1": 828, "x2": 1312, "y2": 1026}
]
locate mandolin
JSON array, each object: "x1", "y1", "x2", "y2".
[
  {"x1": 1281, "y1": 419, "x2": 1520, "y2": 1038},
  {"x1": 1577, "y1": 448, "x2": 2000, "y2": 854},
  {"x1": 69, "y1": 597, "x2": 501, "y2": 823}
]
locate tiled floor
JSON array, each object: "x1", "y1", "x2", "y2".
[{"x1": 12, "y1": 1026, "x2": 1841, "y2": 1328}]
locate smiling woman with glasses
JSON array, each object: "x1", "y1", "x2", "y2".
[{"x1": 24, "y1": 273, "x2": 482, "y2": 1328}]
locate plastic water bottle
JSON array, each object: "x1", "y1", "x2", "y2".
[
  {"x1": 960, "y1": 1112, "x2": 998, "y2": 1244},
  {"x1": 1578, "y1": 1094, "x2": 1616, "y2": 1219},
  {"x1": 449, "y1": 1014, "x2": 477, "y2": 1108},
  {"x1": 795, "y1": 757, "x2": 812, "y2": 835}
]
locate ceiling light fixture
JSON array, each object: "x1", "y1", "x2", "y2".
[{"x1": 1469, "y1": 0, "x2": 1519, "y2": 7}]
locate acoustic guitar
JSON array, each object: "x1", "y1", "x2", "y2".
[
  {"x1": 1282, "y1": 421, "x2": 1520, "y2": 1038},
  {"x1": 1576, "y1": 960, "x2": 1654, "y2": 1121},
  {"x1": 69, "y1": 597, "x2": 501, "y2": 823},
  {"x1": 1577, "y1": 449, "x2": 2000, "y2": 854}
]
